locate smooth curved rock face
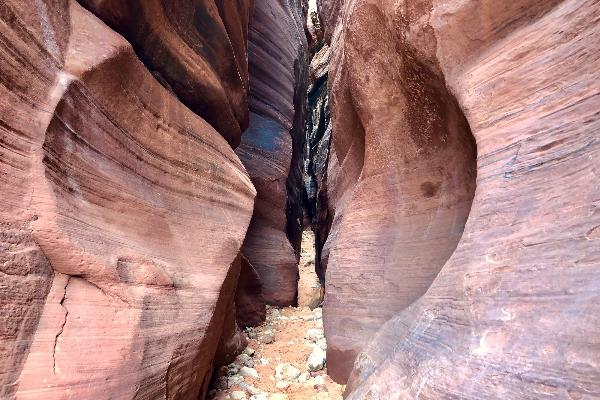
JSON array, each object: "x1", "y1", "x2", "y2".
[
  {"x1": 321, "y1": 0, "x2": 477, "y2": 382},
  {"x1": 0, "y1": 1, "x2": 255, "y2": 398},
  {"x1": 320, "y1": 0, "x2": 600, "y2": 396},
  {"x1": 236, "y1": 0, "x2": 308, "y2": 306},
  {"x1": 235, "y1": 256, "x2": 267, "y2": 327},
  {"x1": 78, "y1": 0, "x2": 253, "y2": 148}
]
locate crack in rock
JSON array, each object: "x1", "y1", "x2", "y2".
[{"x1": 53, "y1": 276, "x2": 70, "y2": 375}]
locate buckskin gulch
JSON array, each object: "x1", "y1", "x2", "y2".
[{"x1": 1, "y1": 0, "x2": 599, "y2": 399}]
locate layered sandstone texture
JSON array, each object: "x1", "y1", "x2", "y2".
[
  {"x1": 319, "y1": 0, "x2": 477, "y2": 382},
  {"x1": 319, "y1": 0, "x2": 600, "y2": 397},
  {"x1": 0, "y1": 1, "x2": 255, "y2": 398},
  {"x1": 79, "y1": 0, "x2": 254, "y2": 148},
  {"x1": 235, "y1": 0, "x2": 309, "y2": 306}
]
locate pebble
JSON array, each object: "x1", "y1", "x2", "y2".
[
  {"x1": 228, "y1": 375, "x2": 244, "y2": 387},
  {"x1": 259, "y1": 358, "x2": 269, "y2": 365},
  {"x1": 231, "y1": 391, "x2": 246, "y2": 400},
  {"x1": 239, "y1": 367, "x2": 259, "y2": 380},
  {"x1": 307, "y1": 346, "x2": 326, "y2": 371},
  {"x1": 237, "y1": 353, "x2": 254, "y2": 367},
  {"x1": 274, "y1": 363, "x2": 301, "y2": 381},
  {"x1": 244, "y1": 347, "x2": 256, "y2": 356},
  {"x1": 311, "y1": 375, "x2": 326, "y2": 386},
  {"x1": 298, "y1": 372, "x2": 310, "y2": 383},
  {"x1": 316, "y1": 337, "x2": 327, "y2": 350},
  {"x1": 250, "y1": 395, "x2": 268, "y2": 400},
  {"x1": 227, "y1": 364, "x2": 239, "y2": 375},
  {"x1": 275, "y1": 380, "x2": 290, "y2": 389},
  {"x1": 245, "y1": 385, "x2": 261, "y2": 395},
  {"x1": 305, "y1": 328, "x2": 324, "y2": 342},
  {"x1": 261, "y1": 333, "x2": 274, "y2": 344}
]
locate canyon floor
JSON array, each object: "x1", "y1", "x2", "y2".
[{"x1": 208, "y1": 232, "x2": 343, "y2": 400}]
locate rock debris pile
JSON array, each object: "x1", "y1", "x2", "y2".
[{"x1": 208, "y1": 307, "x2": 343, "y2": 400}]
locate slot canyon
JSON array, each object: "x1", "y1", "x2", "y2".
[{"x1": 0, "y1": 0, "x2": 599, "y2": 399}]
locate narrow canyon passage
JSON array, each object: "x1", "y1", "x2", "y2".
[
  {"x1": 208, "y1": 231, "x2": 343, "y2": 400},
  {"x1": 1, "y1": 1, "x2": 599, "y2": 400}
]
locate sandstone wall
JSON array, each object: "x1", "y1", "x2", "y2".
[
  {"x1": 0, "y1": 1, "x2": 255, "y2": 398},
  {"x1": 319, "y1": 0, "x2": 600, "y2": 397},
  {"x1": 236, "y1": 0, "x2": 309, "y2": 307},
  {"x1": 79, "y1": 0, "x2": 254, "y2": 148}
]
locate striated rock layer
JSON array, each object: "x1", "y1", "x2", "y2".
[
  {"x1": 320, "y1": 0, "x2": 477, "y2": 382},
  {"x1": 236, "y1": 0, "x2": 309, "y2": 306},
  {"x1": 319, "y1": 0, "x2": 600, "y2": 396},
  {"x1": 0, "y1": 1, "x2": 255, "y2": 398},
  {"x1": 79, "y1": 0, "x2": 254, "y2": 148}
]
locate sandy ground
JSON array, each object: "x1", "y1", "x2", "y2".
[
  {"x1": 297, "y1": 231, "x2": 323, "y2": 308},
  {"x1": 208, "y1": 231, "x2": 343, "y2": 400}
]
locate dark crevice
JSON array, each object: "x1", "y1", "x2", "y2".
[{"x1": 302, "y1": 2, "x2": 331, "y2": 286}]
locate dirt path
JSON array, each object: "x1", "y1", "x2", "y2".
[{"x1": 209, "y1": 231, "x2": 343, "y2": 400}]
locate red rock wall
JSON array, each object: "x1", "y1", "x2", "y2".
[
  {"x1": 0, "y1": 1, "x2": 255, "y2": 398},
  {"x1": 78, "y1": 0, "x2": 254, "y2": 148},
  {"x1": 235, "y1": 0, "x2": 309, "y2": 306},
  {"x1": 320, "y1": 0, "x2": 477, "y2": 382},
  {"x1": 320, "y1": 0, "x2": 600, "y2": 396}
]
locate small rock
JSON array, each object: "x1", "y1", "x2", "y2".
[
  {"x1": 307, "y1": 346, "x2": 326, "y2": 371},
  {"x1": 238, "y1": 353, "x2": 254, "y2": 367},
  {"x1": 228, "y1": 375, "x2": 244, "y2": 387},
  {"x1": 312, "y1": 375, "x2": 326, "y2": 386},
  {"x1": 271, "y1": 309, "x2": 281, "y2": 318},
  {"x1": 227, "y1": 364, "x2": 239, "y2": 375},
  {"x1": 248, "y1": 331, "x2": 257, "y2": 339},
  {"x1": 244, "y1": 347, "x2": 256, "y2": 356},
  {"x1": 269, "y1": 395, "x2": 288, "y2": 400},
  {"x1": 274, "y1": 363, "x2": 301, "y2": 381},
  {"x1": 246, "y1": 385, "x2": 262, "y2": 395},
  {"x1": 250, "y1": 395, "x2": 268, "y2": 400},
  {"x1": 259, "y1": 358, "x2": 269, "y2": 365},
  {"x1": 261, "y1": 333, "x2": 274, "y2": 344},
  {"x1": 231, "y1": 391, "x2": 246, "y2": 400},
  {"x1": 239, "y1": 366, "x2": 259, "y2": 380},
  {"x1": 316, "y1": 337, "x2": 327, "y2": 350},
  {"x1": 275, "y1": 380, "x2": 290, "y2": 389},
  {"x1": 305, "y1": 328, "x2": 324, "y2": 342},
  {"x1": 298, "y1": 372, "x2": 310, "y2": 383}
]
